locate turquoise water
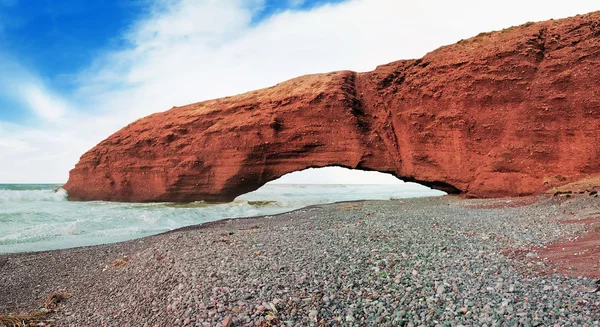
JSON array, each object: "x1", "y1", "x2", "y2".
[{"x1": 0, "y1": 183, "x2": 444, "y2": 254}]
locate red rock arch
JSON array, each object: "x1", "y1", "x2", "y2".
[{"x1": 65, "y1": 13, "x2": 600, "y2": 202}]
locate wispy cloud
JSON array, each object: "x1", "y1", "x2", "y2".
[
  {"x1": 21, "y1": 84, "x2": 70, "y2": 120},
  {"x1": 1, "y1": 0, "x2": 600, "y2": 183},
  {"x1": 0, "y1": 56, "x2": 71, "y2": 121}
]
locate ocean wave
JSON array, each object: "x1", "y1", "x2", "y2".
[
  {"x1": 159, "y1": 199, "x2": 291, "y2": 209},
  {"x1": 0, "y1": 188, "x2": 68, "y2": 203},
  {"x1": 0, "y1": 184, "x2": 445, "y2": 253}
]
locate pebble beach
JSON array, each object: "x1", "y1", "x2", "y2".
[{"x1": 2, "y1": 195, "x2": 600, "y2": 326}]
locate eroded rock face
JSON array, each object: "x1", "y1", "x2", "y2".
[{"x1": 65, "y1": 12, "x2": 600, "y2": 202}]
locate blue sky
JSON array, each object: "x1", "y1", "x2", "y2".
[
  {"x1": 0, "y1": 0, "x2": 143, "y2": 122},
  {"x1": 0, "y1": 0, "x2": 598, "y2": 183},
  {"x1": 0, "y1": 0, "x2": 344, "y2": 123}
]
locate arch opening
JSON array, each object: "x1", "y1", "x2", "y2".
[{"x1": 234, "y1": 166, "x2": 448, "y2": 205}]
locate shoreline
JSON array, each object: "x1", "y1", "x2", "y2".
[
  {"x1": 0, "y1": 198, "x2": 386, "y2": 258},
  {"x1": 2, "y1": 195, "x2": 600, "y2": 326}
]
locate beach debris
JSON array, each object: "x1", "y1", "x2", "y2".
[
  {"x1": 0, "y1": 291, "x2": 71, "y2": 327},
  {"x1": 0, "y1": 312, "x2": 48, "y2": 327},
  {"x1": 103, "y1": 256, "x2": 131, "y2": 271},
  {"x1": 111, "y1": 256, "x2": 131, "y2": 267},
  {"x1": 43, "y1": 291, "x2": 72, "y2": 310}
]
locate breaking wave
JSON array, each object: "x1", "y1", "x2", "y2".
[
  {"x1": 0, "y1": 183, "x2": 444, "y2": 254},
  {"x1": 0, "y1": 186, "x2": 67, "y2": 203}
]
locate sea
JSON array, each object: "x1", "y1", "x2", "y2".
[{"x1": 0, "y1": 183, "x2": 444, "y2": 254}]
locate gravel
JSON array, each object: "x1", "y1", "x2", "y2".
[{"x1": 1, "y1": 195, "x2": 600, "y2": 326}]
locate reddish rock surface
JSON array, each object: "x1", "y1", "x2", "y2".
[
  {"x1": 65, "y1": 12, "x2": 600, "y2": 202},
  {"x1": 532, "y1": 215, "x2": 600, "y2": 278}
]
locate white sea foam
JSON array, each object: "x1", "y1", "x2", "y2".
[
  {"x1": 0, "y1": 183, "x2": 445, "y2": 253},
  {"x1": 0, "y1": 188, "x2": 67, "y2": 203},
  {"x1": 138, "y1": 214, "x2": 160, "y2": 225}
]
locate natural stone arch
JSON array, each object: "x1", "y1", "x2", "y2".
[{"x1": 65, "y1": 13, "x2": 600, "y2": 202}]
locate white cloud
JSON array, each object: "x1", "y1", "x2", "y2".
[
  {"x1": 1, "y1": 0, "x2": 599, "y2": 184},
  {"x1": 21, "y1": 84, "x2": 69, "y2": 120},
  {"x1": 0, "y1": 122, "x2": 83, "y2": 183},
  {"x1": 0, "y1": 57, "x2": 71, "y2": 121}
]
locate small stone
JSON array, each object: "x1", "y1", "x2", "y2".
[
  {"x1": 257, "y1": 305, "x2": 266, "y2": 312},
  {"x1": 221, "y1": 316, "x2": 232, "y2": 327},
  {"x1": 544, "y1": 285, "x2": 553, "y2": 291},
  {"x1": 308, "y1": 310, "x2": 318, "y2": 319},
  {"x1": 436, "y1": 285, "x2": 446, "y2": 294},
  {"x1": 458, "y1": 307, "x2": 467, "y2": 314}
]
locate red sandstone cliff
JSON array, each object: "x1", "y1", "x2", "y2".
[{"x1": 65, "y1": 12, "x2": 600, "y2": 202}]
